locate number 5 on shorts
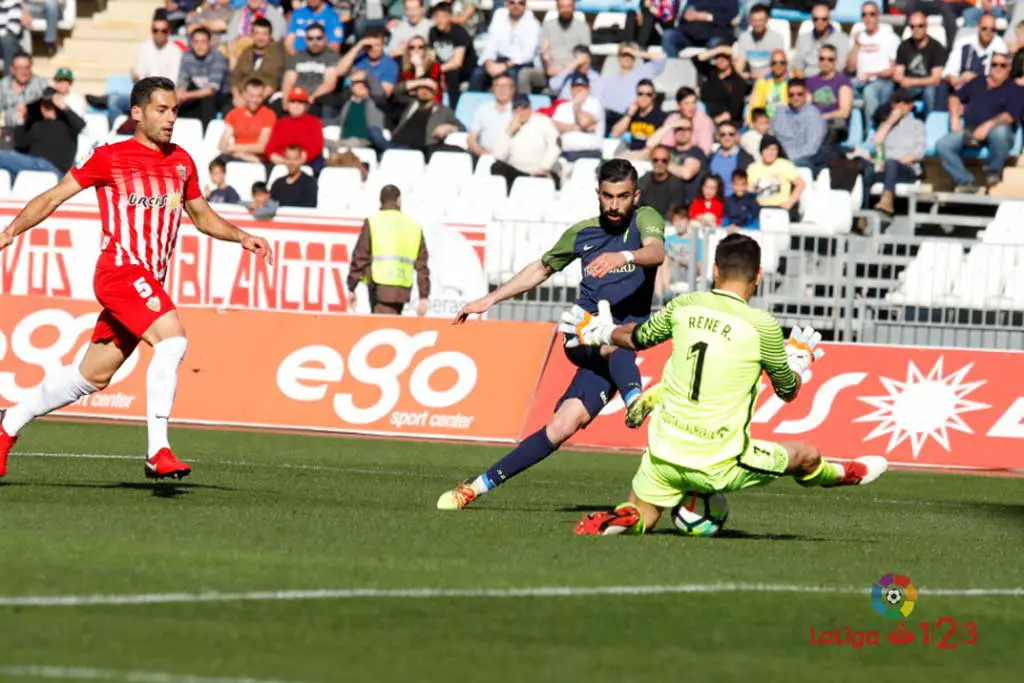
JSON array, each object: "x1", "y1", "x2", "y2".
[{"x1": 133, "y1": 276, "x2": 153, "y2": 299}]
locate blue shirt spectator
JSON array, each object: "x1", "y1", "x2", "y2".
[
  {"x1": 286, "y1": 0, "x2": 345, "y2": 53},
  {"x1": 355, "y1": 53, "x2": 400, "y2": 90},
  {"x1": 708, "y1": 128, "x2": 754, "y2": 197},
  {"x1": 723, "y1": 193, "x2": 761, "y2": 228}
]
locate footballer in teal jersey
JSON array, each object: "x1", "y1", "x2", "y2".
[
  {"x1": 561, "y1": 233, "x2": 889, "y2": 536},
  {"x1": 438, "y1": 160, "x2": 666, "y2": 511}
]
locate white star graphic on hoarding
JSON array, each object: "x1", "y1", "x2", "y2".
[{"x1": 854, "y1": 358, "x2": 990, "y2": 458}]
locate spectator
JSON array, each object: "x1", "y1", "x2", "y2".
[
  {"x1": 660, "y1": 118, "x2": 708, "y2": 206},
  {"x1": 964, "y1": 0, "x2": 1008, "y2": 28},
  {"x1": 337, "y1": 29, "x2": 400, "y2": 99},
  {"x1": 266, "y1": 87, "x2": 325, "y2": 172},
  {"x1": 708, "y1": 120, "x2": 754, "y2": 196},
  {"x1": 230, "y1": 18, "x2": 286, "y2": 105},
  {"x1": 429, "y1": 2, "x2": 474, "y2": 108},
  {"x1": 1009, "y1": 19, "x2": 1024, "y2": 81},
  {"x1": 895, "y1": 11, "x2": 947, "y2": 115},
  {"x1": 944, "y1": 12, "x2": 1007, "y2": 92},
  {"x1": 26, "y1": 0, "x2": 61, "y2": 56},
  {"x1": 658, "y1": 204, "x2": 703, "y2": 302},
  {"x1": 285, "y1": 0, "x2": 343, "y2": 57},
  {"x1": 177, "y1": 28, "x2": 230, "y2": 131},
  {"x1": 50, "y1": 68, "x2": 85, "y2": 118},
  {"x1": 471, "y1": 1, "x2": 541, "y2": 92},
  {"x1": 396, "y1": 36, "x2": 444, "y2": 102},
  {"x1": 0, "y1": 53, "x2": 47, "y2": 129},
  {"x1": 723, "y1": 169, "x2": 760, "y2": 228},
  {"x1": 938, "y1": 50, "x2": 1023, "y2": 192},
  {"x1": 520, "y1": 0, "x2": 590, "y2": 93},
  {"x1": 336, "y1": 70, "x2": 385, "y2": 148},
  {"x1": 733, "y1": 3, "x2": 786, "y2": 81},
  {"x1": 694, "y1": 45, "x2": 746, "y2": 125},
  {"x1": 741, "y1": 107, "x2": 770, "y2": 158},
  {"x1": 162, "y1": 0, "x2": 195, "y2": 35},
  {"x1": 689, "y1": 174, "x2": 724, "y2": 226},
  {"x1": 748, "y1": 134, "x2": 805, "y2": 222},
  {"x1": 654, "y1": 86, "x2": 715, "y2": 155},
  {"x1": 0, "y1": 87, "x2": 83, "y2": 178},
  {"x1": 871, "y1": 89, "x2": 927, "y2": 215},
  {"x1": 271, "y1": 144, "x2": 318, "y2": 208},
  {"x1": 552, "y1": 73, "x2": 605, "y2": 161},
  {"x1": 388, "y1": 0, "x2": 432, "y2": 57},
  {"x1": 187, "y1": 0, "x2": 235, "y2": 48},
  {"x1": 346, "y1": 184, "x2": 431, "y2": 316},
  {"x1": 96, "y1": 15, "x2": 182, "y2": 119},
  {"x1": 807, "y1": 45, "x2": 854, "y2": 144},
  {"x1": 749, "y1": 49, "x2": 789, "y2": 121},
  {"x1": 372, "y1": 80, "x2": 463, "y2": 154},
  {"x1": 467, "y1": 72, "x2": 514, "y2": 158},
  {"x1": 601, "y1": 42, "x2": 667, "y2": 126},
  {"x1": 848, "y1": 2, "x2": 899, "y2": 126},
  {"x1": 549, "y1": 44, "x2": 602, "y2": 101},
  {"x1": 904, "y1": 0, "x2": 967, "y2": 50},
  {"x1": 247, "y1": 180, "x2": 279, "y2": 219},
  {"x1": 610, "y1": 78, "x2": 666, "y2": 155},
  {"x1": 663, "y1": 0, "x2": 739, "y2": 57},
  {"x1": 227, "y1": 0, "x2": 287, "y2": 55},
  {"x1": 638, "y1": 146, "x2": 687, "y2": 218},
  {"x1": 0, "y1": 1, "x2": 25, "y2": 77},
  {"x1": 491, "y1": 93, "x2": 561, "y2": 192},
  {"x1": 220, "y1": 77, "x2": 276, "y2": 163},
  {"x1": 793, "y1": 2, "x2": 849, "y2": 79},
  {"x1": 281, "y1": 22, "x2": 340, "y2": 118},
  {"x1": 448, "y1": 0, "x2": 481, "y2": 36},
  {"x1": 772, "y1": 77, "x2": 828, "y2": 170},
  {"x1": 205, "y1": 158, "x2": 242, "y2": 204}
]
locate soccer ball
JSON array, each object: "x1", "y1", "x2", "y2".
[{"x1": 672, "y1": 491, "x2": 729, "y2": 536}]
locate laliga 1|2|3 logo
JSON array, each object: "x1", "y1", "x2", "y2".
[{"x1": 809, "y1": 574, "x2": 979, "y2": 649}]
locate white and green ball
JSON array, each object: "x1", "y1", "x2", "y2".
[{"x1": 672, "y1": 491, "x2": 729, "y2": 536}]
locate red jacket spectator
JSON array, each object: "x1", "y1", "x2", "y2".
[
  {"x1": 689, "y1": 196, "x2": 724, "y2": 225},
  {"x1": 265, "y1": 87, "x2": 325, "y2": 165},
  {"x1": 399, "y1": 62, "x2": 444, "y2": 103}
]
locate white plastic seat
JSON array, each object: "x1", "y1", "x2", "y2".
[
  {"x1": 444, "y1": 131, "x2": 469, "y2": 150},
  {"x1": 322, "y1": 125, "x2": 341, "y2": 143},
  {"x1": 461, "y1": 173, "x2": 508, "y2": 206},
  {"x1": 766, "y1": 19, "x2": 793, "y2": 52},
  {"x1": 629, "y1": 159, "x2": 653, "y2": 179},
  {"x1": 509, "y1": 176, "x2": 557, "y2": 207},
  {"x1": 889, "y1": 240, "x2": 964, "y2": 305},
  {"x1": 379, "y1": 149, "x2": 425, "y2": 178},
  {"x1": 566, "y1": 157, "x2": 601, "y2": 187},
  {"x1": 0, "y1": 169, "x2": 10, "y2": 196},
  {"x1": 426, "y1": 151, "x2": 473, "y2": 182},
  {"x1": 109, "y1": 115, "x2": 128, "y2": 140},
  {"x1": 445, "y1": 200, "x2": 491, "y2": 223},
  {"x1": 225, "y1": 161, "x2": 268, "y2": 202},
  {"x1": 84, "y1": 113, "x2": 110, "y2": 141},
  {"x1": 11, "y1": 170, "x2": 58, "y2": 198},
  {"x1": 474, "y1": 153, "x2": 496, "y2": 177},
  {"x1": 203, "y1": 119, "x2": 226, "y2": 151},
  {"x1": 171, "y1": 118, "x2": 205, "y2": 159}
]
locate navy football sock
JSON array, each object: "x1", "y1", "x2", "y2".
[
  {"x1": 607, "y1": 349, "x2": 642, "y2": 406},
  {"x1": 483, "y1": 428, "x2": 558, "y2": 489}
]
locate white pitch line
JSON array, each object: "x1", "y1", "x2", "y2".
[
  {"x1": 0, "y1": 584, "x2": 1021, "y2": 609},
  {"x1": 0, "y1": 665, "x2": 305, "y2": 683}
]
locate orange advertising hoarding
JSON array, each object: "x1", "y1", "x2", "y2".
[{"x1": 0, "y1": 296, "x2": 553, "y2": 442}]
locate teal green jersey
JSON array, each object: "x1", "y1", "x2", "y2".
[{"x1": 631, "y1": 289, "x2": 798, "y2": 469}]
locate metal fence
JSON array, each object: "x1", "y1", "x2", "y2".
[{"x1": 486, "y1": 220, "x2": 1024, "y2": 350}]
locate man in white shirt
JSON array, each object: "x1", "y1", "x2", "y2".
[
  {"x1": 468, "y1": 73, "x2": 515, "y2": 158},
  {"x1": 943, "y1": 12, "x2": 1007, "y2": 91},
  {"x1": 491, "y1": 93, "x2": 561, "y2": 191},
  {"x1": 518, "y1": 0, "x2": 590, "y2": 93},
  {"x1": 552, "y1": 73, "x2": 605, "y2": 161},
  {"x1": 470, "y1": 0, "x2": 540, "y2": 91},
  {"x1": 389, "y1": 0, "x2": 433, "y2": 57},
  {"x1": 106, "y1": 15, "x2": 183, "y2": 121},
  {"x1": 846, "y1": 2, "x2": 899, "y2": 126}
]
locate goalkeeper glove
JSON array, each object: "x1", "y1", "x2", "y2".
[
  {"x1": 558, "y1": 300, "x2": 614, "y2": 348},
  {"x1": 785, "y1": 325, "x2": 824, "y2": 375}
]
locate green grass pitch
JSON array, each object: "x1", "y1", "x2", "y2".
[{"x1": 0, "y1": 420, "x2": 1021, "y2": 683}]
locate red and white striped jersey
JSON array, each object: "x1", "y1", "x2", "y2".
[{"x1": 70, "y1": 138, "x2": 202, "y2": 282}]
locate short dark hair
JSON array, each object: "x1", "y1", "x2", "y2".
[
  {"x1": 191, "y1": 26, "x2": 211, "y2": 41},
  {"x1": 10, "y1": 51, "x2": 31, "y2": 67},
  {"x1": 598, "y1": 158, "x2": 638, "y2": 187},
  {"x1": 749, "y1": 3, "x2": 770, "y2": 17},
  {"x1": 732, "y1": 168, "x2": 748, "y2": 182},
  {"x1": 751, "y1": 107, "x2": 769, "y2": 121},
  {"x1": 252, "y1": 17, "x2": 272, "y2": 32},
  {"x1": 252, "y1": 181, "x2": 269, "y2": 194},
  {"x1": 715, "y1": 233, "x2": 761, "y2": 282},
  {"x1": 788, "y1": 77, "x2": 807, "y2": 90},
  {"x1": 820, "y1": 43, "x2": 837, "y2": 55},
  {"x1": 305, "y1": 22, "x2": 325, "y2": 35},
  {"x1": 130, "y1": 76, "x2": 176, "y2": 109},
  {"x1": 667, "y1": 204, "x2": 689, "y2": 220},
  {"x1": 244, "y1": 78, "x2": 264, "y2": 90},
  {"x1": 380, "y1": 184, "x2": 402, "y2": 205},
  {"x1": 718, "y1": 119, "x2": 739, "y2": 132},
  {"x1": 675, "y1": 86, "x2": 697, "y2": 103},
  {"x1": 363, "y1": 27, "x2": 388, "y2": 40},
  {"x1": 284, "y1": 144, "x2": 304, "y2": 155},
  {"x1": 636, "y1": 78, "x2": 654, "y2": 91},
  {"x1": 209, "y1": 158, "x2": 226, "y2": 172},
  {"x1": 812, "y1": 1, "x2": 831, "y2": 11}
]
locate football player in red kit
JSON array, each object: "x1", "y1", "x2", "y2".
[{"x1": 0, "y1": 77, "x2": 273, "y2": 479}]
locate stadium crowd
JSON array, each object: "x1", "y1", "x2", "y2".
[{"x1": 0, "y1": 0, "x2": 1023, "y2": 220}]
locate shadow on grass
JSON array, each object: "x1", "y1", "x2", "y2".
[{"x1": 0, "y1": 481, "x2": 234, "y2": 498}]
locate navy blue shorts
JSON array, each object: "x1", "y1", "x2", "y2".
[{"x1": 556, "y1": 345, "x2": 629, "y2": 420}]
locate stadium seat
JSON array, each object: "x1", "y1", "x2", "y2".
[
  {"x1": 771, "y1": 9, "x2": 810, "y2": 23},
  {"x1": 653, "y1": 58, "x2": 698, "y2": 98},
  {"x1": 427, "y1": 151, "x2": 474, "y2": 182},
  {"x1": 30, "y1": 0, "x2": 75, "y2": 32},
  {"x1": 348, "y1": 147, "x2": 378, "y2": 174},
  {"x1": 528, "y1": 94, "x2": 552, "y2": 110},
  {"x1": 171, "y1": 118, "x2": 204, "y2": 157},
  {"x1": 105, "y1": 74, "x2": 133, "y2": 98},
  {"x1": 629, "y1": 159, "x2": 652, "y2": 178},
  {"x1": 566, "y1": 157, "x2": 601, "y2": 187},
  {"x1": 1004, "y1": 266, "x2": 1024, "y2": 308},
  {"x1": 509, "y1": 176, "x2": 557, "y2": 206},
  {"x1": 380, "y1": 149, "x2": 426, "y2": 179},
  {"x1": 322, "y1": 125, "x2": 340, "y2": 144},
  {"x1": 767, "y1": 18, "x2": 793, "y2": 52},
  {"x1": 591, "y1": 12, "x2": 628, "y2": 56},
  {"x1": 925, "y1": 112, "x2": 950, "y2": 156},
  {"x1": 11, "y1": 170, "x2": 58, "y2": 198},
  {"x1": 267, "y1": 164, "x2": 314, "y2": 186},
  {"x1": 474, "y1": 154, "x2": 496, "y2": 177},
  {"x1": 109, "y1": 115, "x2": 128, "y2": 139},
  {"x1": 454, "y1": 92, "x2": 493, "y2": 129},
  {"x1": 461, "y1": 174, "x2": 507, "y2": 206},
  {"x1": 225, "y1": 162, "x2": 267, "y2": 202},
  {"x1": 602, "y1": 138, "x2": 624, "y2": 159},
  {"x1": 845, "y1": 108, "x2": 864, "y2": 149},
  {"x1": 445, "y1": 199, "x2": 491, "y2": 224},
  {"x1": 797, "y1": 19, "x2": 841, "y2": 35},
  {"x1": 84, "y1": 113, "x2": 110, "y2": 141},
  {"x1": 203, "y1": 119, "x2": 226, "y2": 152},
  {"x1": 0, "y1": 169, "x2": 10, "y2": 196},
  {"x1": 889, "y1": 240, "x2": 964, "y2": 305},
  {"x1": 317, "y1": 167, "x2": 363, "y2": 213},
  {"x1": 832, "y1": 0, "x2": 866, "y2": 24},
  {"x1": 947, "y1": 244, "x2": 1017, "y2": 307},
  {"x1": 444, "y1": 131, "x2": 469, "y2": 149}
]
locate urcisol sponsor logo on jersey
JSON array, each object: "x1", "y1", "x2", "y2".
[{"x1": 127, "y1": 193, "x2": 181, "y2": 209}]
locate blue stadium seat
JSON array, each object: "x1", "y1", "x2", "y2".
[
  {"x1": 832, "y1": 0, "x2": 864, "y2": 24},
  {"x1": 770, "y1": 9, "x2": 810, "y2": 23},
  {"x1": 105, "y1": 74, "x2": 133, "y2": 97},
  {"x1": 454, "y1": 92, "x2": 493, "y2": 129},
  {"x1": 528, "y1": 94, "x2": 552, "y2": 110},
  {"x1": 845, "y1": 108, "x2": 864, "y2": 149},
  {"x1": 925, "y1": 112, "x2": 950, "y2": 156},
  {"x1": 576, "y1": 0, "x2": 640, "y2": 12}
]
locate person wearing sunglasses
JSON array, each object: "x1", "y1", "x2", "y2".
[
  {"x1": 848, "y1": 2, "x2": 900, "y2": 127},
  {"x1": 943, "y1": 11, "x2": 1007, "y2": 92},
  {"x1": 470, "y1": 0, "x2": 541, "y2": 92},
  {"x1": 175, "y1": 27, "x2": 230, "y2": 132},
  {"x1": 284, "y1": 0, "x2": 344, "y2": 56},
  {"x1": 963, "y1": 0, "x2": 1009, "y2": 30},
  {"x1": 99, "y1": 15, "x2": 183, "y2": 122},
  {"x1": 792, "y1": 2, "x2": 848, "y2": 79},
  {"x1": 938, "y1": 48, "x2": 1022, "y2": 193},
  {"x1": 601, "y1": 42, "x2": 667, "y2": 127},
  {"x1": 518, "y1": 0, "x2": 591, "y2": 95},
  {"x1": 772, "y1": 77, "x2": 830, "y2": 173},
  {"x1": 387, "y1": 0, "x2": 433, "y2": 58},
  {"x1": 610, "y1": 79, "x2": 666, "y2": 154},
  {"x1": 429, "y1": 2, "x2": 476, "y2": 108},
  {"x1": 396, "y1": 38, "x2": 444, "y2": 103},
  {"x1": 733, "y1": 3, "x2": 786, "y2": 81},
  {"x1": 281, "y1": 23, "x2": 341, "y2": 119},
  {"x1": 893, "y1": 11, "x2": 946, "y2": 115},
  {"x1": 708, "y1": 120, "x2": 754, "y2": 197},
  {"x1": 748, "y1": 48, "x2": 790, "y2": 121},
  {"x1": 806, "y1": 44, "x2": 853, "y2": 144}
]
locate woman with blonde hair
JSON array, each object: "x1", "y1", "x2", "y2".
[{"x1": 397, "y1": 37, "x2": 444, "y2": 102}]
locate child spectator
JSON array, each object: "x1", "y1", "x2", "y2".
[
  {"x1": 689, "y1": 174, "x2": 724, "y2": 226},
  {"x1": 741, "y1": 107, "x2": 771, "y2": 158},
  {"x1": 247, "y1": 181, "x2": 279, "y2": 219},
  {"x1": 205, "y1": 159, "x2": 241, "y2": 204},
  {"x1": 723, "y1": 169, "x2": 761, "y2": 229},
  {"x1": 655, "y1": 204, "x2": 704, "y2": 304}
]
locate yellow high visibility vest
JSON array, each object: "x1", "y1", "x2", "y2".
[{"x1": 368, "y1": 209, "x2": 422, "y2": 288}]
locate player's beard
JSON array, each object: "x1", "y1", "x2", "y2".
[{"x1": 600, "y1": 204, "x2": 634, "y2": 232}]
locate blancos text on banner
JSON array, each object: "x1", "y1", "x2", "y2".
[{"x1": 0, "y1": 296, "x2": 554, "y2": 443}]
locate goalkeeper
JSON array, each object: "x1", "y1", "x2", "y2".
[{"x1": 561, "y1": 233, "x2": 888, "y2": 536}]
